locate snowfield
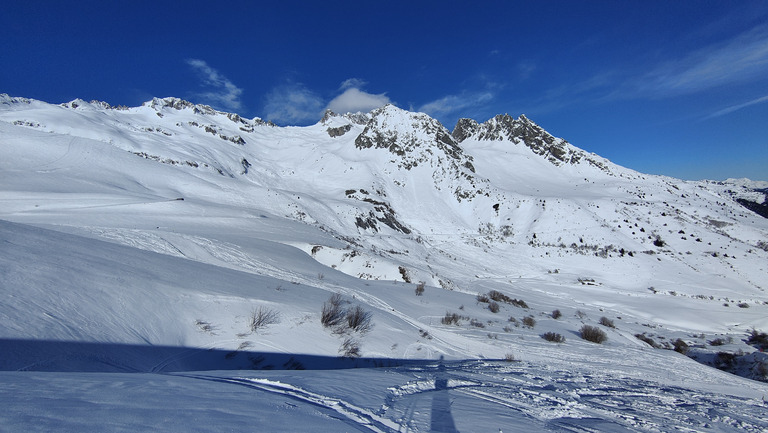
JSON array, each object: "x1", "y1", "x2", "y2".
[{"x1": 1, "y1": 94, "x2": 767, "y2": 431}]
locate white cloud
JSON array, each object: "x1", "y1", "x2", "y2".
[
  {"x1": 339, "y1": 78, "x2": 367, "y2": 90},
  {"x1": 636, "y1": 25, "x2": 768, "y2": 96},
  {"x1": 186, "y1": 59, "x2": 243, "y2": 112},
  {"x1": 263, "y1": 83, "x2": 324, "y2": 124},
  {"x1": 705, "y1": 94, "x2": 768, "y2": 119},
  {"x1": 326, "y1": 87, "x2": 390, "y2": 114},
  {"x1": 419, "y1": 91, "x2": 493, "y2": 118}
]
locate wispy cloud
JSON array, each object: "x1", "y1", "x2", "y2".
[
  {"x1": 418, "y1": 91, "x2": 494, "y2": 119},
  {"x1": 633, "y1": 25, "x2": 768, "y2": 97},
  {"x1": 185, "y1": 59, "x2": 243, "y2": 112},
  {"x1": 705, "y1": 94, "x2": 768, "y2": 119},
  {"x1": 263, "y1": 82, "x2": 324, "y2": 124},
  {"x1": 326, "y1": 80, "x2": 390, "y2": 114}
]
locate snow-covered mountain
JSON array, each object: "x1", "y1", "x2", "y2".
[{"x1": 2, "y1": 94, "x2": 767, "y2": 432}]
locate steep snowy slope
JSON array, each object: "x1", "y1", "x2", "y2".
[{"x1": 1, "y1": 94, "x2": 767, "y2": 431}]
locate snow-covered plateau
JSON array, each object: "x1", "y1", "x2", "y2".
[{"x1": 1, "y1": 94, "x2": 767, "y2": 432}]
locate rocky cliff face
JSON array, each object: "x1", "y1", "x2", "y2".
[{"x1": 453, "y1": 114, "x2": 579, "y2": 165}]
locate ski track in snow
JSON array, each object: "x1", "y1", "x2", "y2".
[{"x1": 170, "y1": 360, "x2": 767, "y2": 433}]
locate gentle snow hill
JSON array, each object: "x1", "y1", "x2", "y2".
[{"x1": 1, "y1": 94, "x2": 768, "y2": 431}]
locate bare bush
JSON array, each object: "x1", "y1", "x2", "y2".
[
  {"x1": 476, "y1": 293, "x2": 490, "y2": 303},
  {"x1": 522, "y1": 316, "x2": 536, "y2": 328},
  {"x1": 346, "y1": 305, "x2": 373, "y2": 334},
  {"x1": 470, "y1": 318, "x2": 486, "y2": 328},
  {"x1": 321, "y1": 294, "x2": 346, "y2": 328},
  {"x1": 542, "y1": 332, "x2": 566, "y2": 343},
  {"x1": 250, "y1": 306, "x2": 280, "y2": 332},
  {"x1": 415, "y1": 281, "x2": 425, "y2": 296},
  {"x1": 599, "y1": 316, "x2": 616, "y2": 328},
  {"x1": 339, "y1": 337, "x2": 361, "y2": 358},
  {"x1": 504, "y1": 353, "x2": 515, "y2": 362},
  {"x1": 709, "y1": 337, "x2": 729, "y2": 346},
  {"x1": 747, "y1": 329, "x2": 768, "y2": 350},
  {"x1": 510, "y1": 298, "x2": 529, "y2": 309},
  {"x1": 486, "y1": 290, "x2": 528, "y2": 308},
  {"x1": 580, "y1": 325, "x2": 607, "y2": 344},
  {"x1": 442, "y1": 312, "x2": 461, "y2": 326},
  {"x1": 488, "y1": 301, "x2": 500, "y2": 313},
  {"x1": 551, "y1": 309, "x2": 562, "y2": 319},
  {"x1": 488, "y1": 290, "x2": 512, "y2": 303}
]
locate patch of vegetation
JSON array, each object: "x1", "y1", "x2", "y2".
[
  {"x1": 599, "y1": 316, "x2": 615, "y2": 328},
  {"x1": 414, "y1": 281, "x2": 425, "y2": 296},
  {"x1": 249, "y1": 307, "x2": 280, "y2": 332},
  {"x1": 708, "y1": 337, "x2": 729, "y2": 346},
  {"x1": 551, "y1": 309, "x2": 562, "y2": 319},
  {"x1": 542, "y1": 332, "x2": 566, "y2": 343},
  {"x1": 488, "y1": 301, "x2": 500, "y2": 313},
  {"x1": 441, "y1": 312, "x2": 463, "y2": 326},
  {"x1": 580, "y1": 325, "x2": 607, "y2": 344},
  {"x1": 345, "y1": 305, "x2": 373, "y2": 334},
  {"x1": 470, "y1": 318, "x2": 486, "y2": 328},
  {"x1": 522, "y1": 316, "x2": 536, "y2": 328},
  {"x1": 635, "y1": 333, "x2": 661, "y2": 348},
  {"x1": 672, "y1": 338, "x2": 689, "y2": 354},
  {"x1": 321, "y1": 294, "x2": 346, "y2": 328},
  {"x1": 747, "y1": 329, "x2": 768, "y2": 350},
  {"x1": 339, "y1": 337, "x2": 361, "y2": 358}
]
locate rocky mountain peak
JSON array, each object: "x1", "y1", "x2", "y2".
[{"x1": 454, "y1": 113, "x2": 581, "y2": 166}]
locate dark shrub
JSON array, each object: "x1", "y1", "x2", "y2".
[
  {"x1": 672, "y1": 338, "x2": 689, "y2": 354},
  {"x1": 709, "y1": 338, "x2": 727, "y2": 346},
  {"x1": 551, "y1": 309, "x2": 562, "y2": 319},
  {"x1": 415, "y1": 281, "x2": 425, "y2": 296},
  {"x1": 250, "y1": 306, "x2": 280, "y2": 332},
  {"x1": 635, "y1": 333, "x2": 660, "y2": 348},
  {"x1": 339, "y1": 337, "x2": 360, "y2": 358},
  {"x1": 599, "y1": 316, "x2": 615, "y2": 328},
  {"x1": 522, "y1": 316, "x2": 536, "y2": 328},
  {"x1": 442, "y1": 312, "x2": 461, "y2": 326},
  {"x1": 488, "y1": 290, "x2": 512, "y2": 303},
  {"x1": 580, "y1": 325, "x2": 607, "y2": 344},
  {"x1": 747, "y1": 329, "x2": 768, "y2": 350},
  {"x1": 321, "y1": 294, "x2": 346, "y2": 328},
  {"x1": 470, "y1": 319, "x2": 486, "y2": 328},
  {"x1": 542, "y1": 332, "x2": 565, "y2": 343},
  {"x1": 346, "y1": 305, "x2": 373, "y2": 333}
]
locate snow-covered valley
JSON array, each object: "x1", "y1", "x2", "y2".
[{"x1": 1, "y1": 94, "x2": 767, "y2": 431}]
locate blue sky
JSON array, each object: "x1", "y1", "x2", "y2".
[{"x1": 2, "y1": 1, "x2": 767, "y2": 181}]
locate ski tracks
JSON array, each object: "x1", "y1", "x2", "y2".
[{"x1": 175, "y1": 374, "x2": 404, "y2": 433}]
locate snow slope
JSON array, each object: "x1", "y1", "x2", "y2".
[{"x1": 1, "y1": 94, "x2": 767, "y2": 431}]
